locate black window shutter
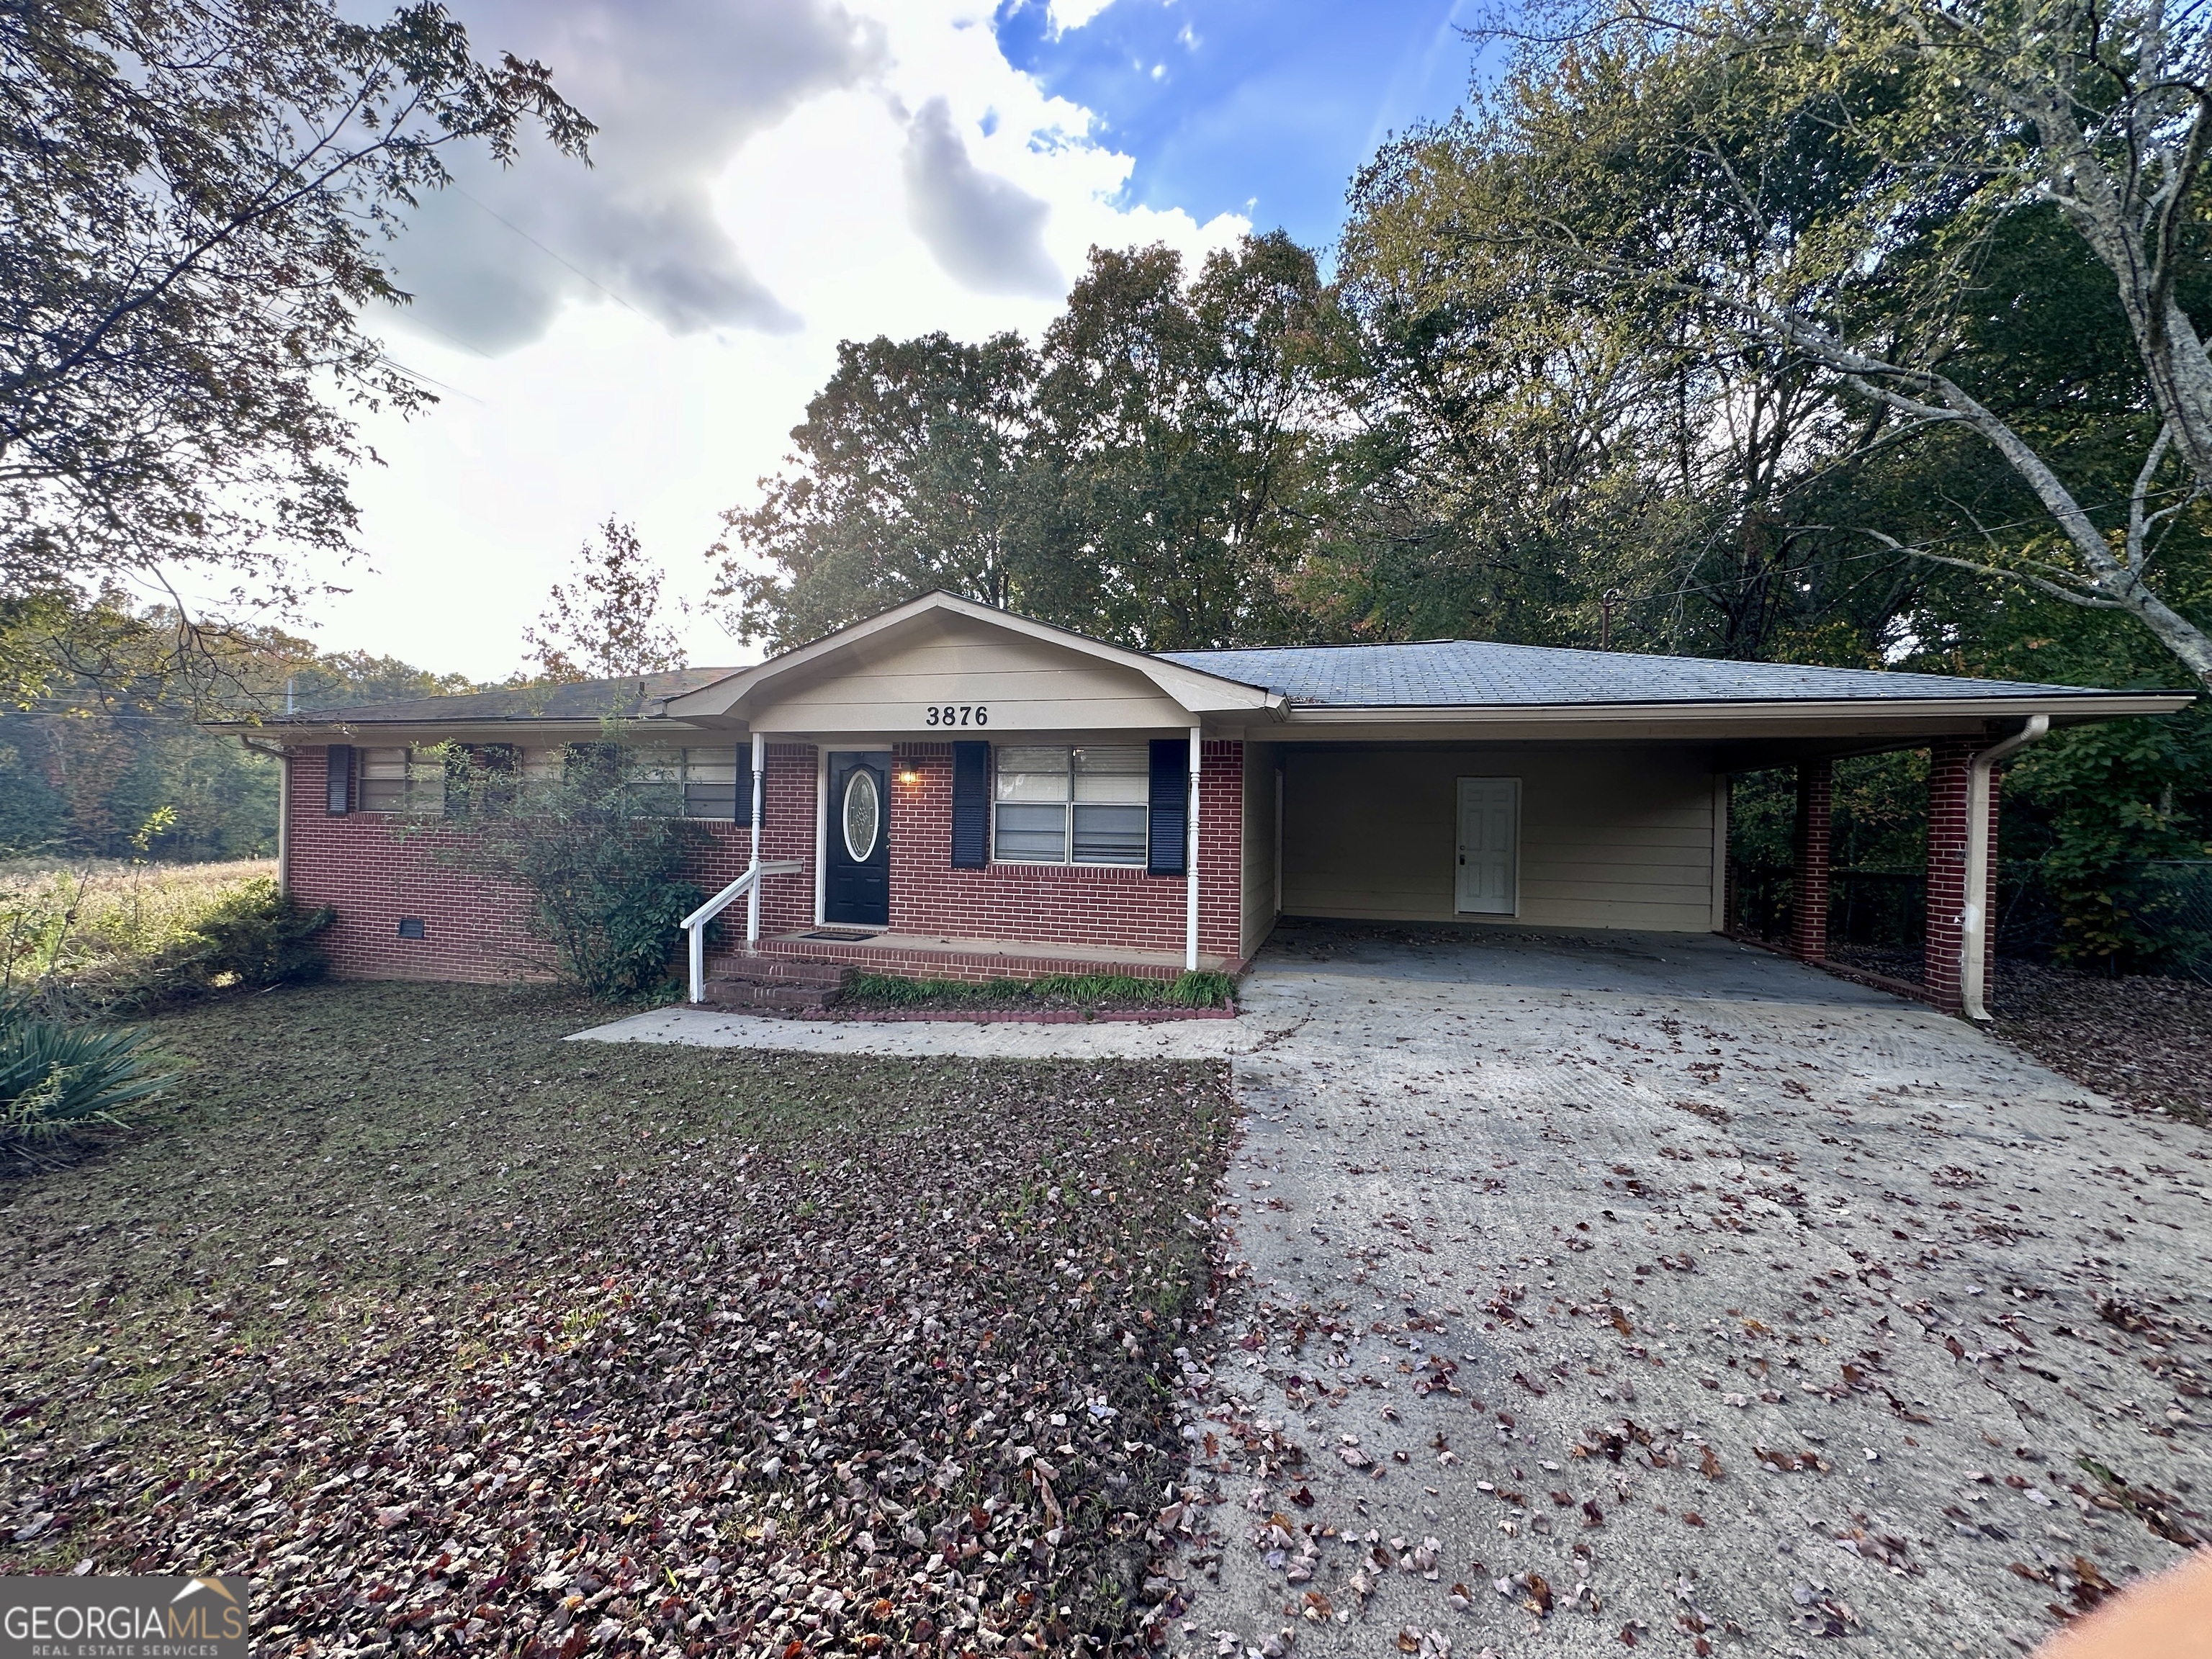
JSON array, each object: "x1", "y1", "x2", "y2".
[
  {"x1": 325, "y1": 744, "x2": 351, "y2": 814},
  {"x1": 950, "y1": 742, "x2": 989, "y2": 868},
  {"x1": 1148, "y1": 739, "x2": 1187, "y2": 876},
  {"x1": 742, "y1": 747, "x2": 758, "y2": 828}
]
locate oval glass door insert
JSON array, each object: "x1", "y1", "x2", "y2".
[{"x1": 842, "y1": 768, "x2": 881, "y2": 863}]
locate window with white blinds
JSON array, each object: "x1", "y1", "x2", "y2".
[
  {"x1": 621, "y1": 746, "x2": 742, "y2": 819},
  {"x1": 358, "y1": 747, "x2": 447, "y2": 815},
  {"x1": 992, "y1": 744, "x2": 1148, "y2": 865}
]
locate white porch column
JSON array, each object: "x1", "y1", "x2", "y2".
[
  {"x1": 745, "y1": 730, "x2": 765, "y2": 948},
  {"x1": 1186, "y1": 725, "x2": 1202, "y2": 972}
]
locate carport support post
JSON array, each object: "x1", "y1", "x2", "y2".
[
  {"x1": 1186, "y1": 725, "x2": 1202, "y2": 972},
  {"x1": 1789, "y1": 758, "x2": 1833, "y2": 963},
  {"x1": 745, "y1": 731, "x2": 765, "y2": 948}
]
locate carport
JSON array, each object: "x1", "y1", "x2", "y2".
[{"x1": 1169, "y1": 639, "x2": 2192, "y2": 1020}]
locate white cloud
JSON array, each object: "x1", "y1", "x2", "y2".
[
  {"x1": 318, "y1": 0, "x2": 1247, "y2": 680},
  {"x1": 902, "y1": 96, "x2": 1061, "y2": 297},
  {"x1": 1047, "y1": 0, "x2": 1120, "y2": 32},
  {"x1": 385, "y1": 0, "x2": 883, "y2": 353}
]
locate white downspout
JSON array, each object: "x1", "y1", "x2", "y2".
[
  {"x1": 274, "y1": 747, "x2": 291, "y2": 896},
  {"x1": 1961, "y1": 714, "x2": 2049, "y2": 1022},
  {"x1": 1186, "y1": 725, "x2": 1202, "y2": 972},
  {"x1": 745, "y1": 730, "x2": 766, "y2": 949}
]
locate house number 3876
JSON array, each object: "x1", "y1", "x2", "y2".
[{"x1": 922, "y1": 705, "x2": 989, "y2": 727}]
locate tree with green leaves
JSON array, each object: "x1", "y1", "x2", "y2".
[
  {"x1": 1449, "y1": 0, "x2": 2212, "y2": 686},
  {"x1": 523, "y1": 518, "x2": 687, "y2": 683},
  {"x1": 712, "y1": 331, "x2": 1044, "y2": 652},
  {"x1": 1334, "y1": 40, "x2": 1935, "y2": 662},
  {"x1": 1, "y1": 0, "x2": 590, "y2": 606},
  {"x1": 1035, "y1": 234, "x2": 1334, "y2": 649},
  {"x1": 714, "y1": 235, "x2": 1336, "y2": 652},
  {"x1": 0, "y1": 593, "x2": 472, "y2": 858}
]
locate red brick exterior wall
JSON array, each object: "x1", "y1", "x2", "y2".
[
  {"x1": 287, "y1": 748, "x2": 537, "y2": 982},
  {"x1": 878, "y1": 739, "x2": 1243, "y2": 963},
  {"x1": 285, "y1": 746, "x2": 752, "y2": 984},
  {"x1": 753, "y1": 744, "x2": 821, "y2": 938},
  {"x1": 285, "y1": 738, "x2": 1244, "y2": 982},
  {"x1": 1789, "y1": 757, "x2": 1833, "y2": 963},
  {"x1": 1923, "y1": 738, "x2": 1977, "y2": 1014}
]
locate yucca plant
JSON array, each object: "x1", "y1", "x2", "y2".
[{"x1": 0, "y1": 1004, "x2": 175, "y2": 1168}]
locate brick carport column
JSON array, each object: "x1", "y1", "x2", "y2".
[
  {"x1": 1923, "y1": 738, "x2": 1977, "y2": 1015},
  {"x1": 1789, "y1": 757, "x2": 1834, "y2": 963}
]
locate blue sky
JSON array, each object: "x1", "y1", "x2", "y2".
[
  {"x1": 307, "y1": 0, "x2": 1493, "y2": 676},
  {"x1": 995, "y1": 0, "x2": 1488, "y2": 258}
]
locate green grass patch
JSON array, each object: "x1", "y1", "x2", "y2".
[{"x1": 842, "y1": 967, "x2": 1235, "y2": 1010}]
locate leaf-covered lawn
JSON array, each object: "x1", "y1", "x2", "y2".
[
  {"x1": 1992, "y1": 963, "x2": 2212, "y2": 1128},
  {"x1": 0, "y1": 982, "x2": 1233, "y2": 1655}
]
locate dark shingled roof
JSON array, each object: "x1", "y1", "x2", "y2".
[
  {"x1": 1159, "y1": 639, "x2": 2121, "y2": 706},
  {"x1": 280, "y1": 667, "x2": 742, "y2": 724}
]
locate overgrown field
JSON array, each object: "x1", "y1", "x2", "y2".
[
  {"x1": 0, "y1": 982, "x2": 1234, "y2": 1655},
  {"x1": 0, "y1": 858, "x2": 276, "y2": 993}
]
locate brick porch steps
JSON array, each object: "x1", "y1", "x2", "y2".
[
  {"x1": 751, "y1": 930, "x2": 1238, "y2": 986},
  {"x1": 701, "y1": 955, "x2": 850, "y2": 1013}
]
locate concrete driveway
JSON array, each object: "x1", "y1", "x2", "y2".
[
  {"x1": 1176, "y1": 922, "x2": 2210, "y2": 1659},
  {"x1": 577, "y1": 924, "x2": 2212, "y2": 1657}
]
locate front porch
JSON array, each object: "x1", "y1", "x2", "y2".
[
  {"x1": 698, "y1": 927, "x2": 1238, "y2": 1011},
  {"x1": 749, "y1": 927, "x2": 1238, "y2": 984}
]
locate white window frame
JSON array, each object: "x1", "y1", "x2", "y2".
[
  {"x1": 357, "y1": 746, "x2": 447, "y2": 816},
  {"x1": 990, "y1": 742, "x2": 1150, "y2": 867},
  {"x1": 620, "y1": 745, "x2": 745, "y2": 821}
]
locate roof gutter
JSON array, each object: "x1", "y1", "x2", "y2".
[
  {"x1": 1280, "y1": 693, "x2": 2190, "y2": 726},
  {"x1": 1961, "y1": 715, "x2": 2049, "y2": 1022}
]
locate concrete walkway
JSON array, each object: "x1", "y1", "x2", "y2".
[
  {"x1": 575, "y1": 925, "x2": 2212, "y2": 1658},
  {"x1": 569, "y1": 1002, "x2": 1275, "y2": 1059}
]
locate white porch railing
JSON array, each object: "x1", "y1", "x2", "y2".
[{"x1": 682, "y1": 860, "x2": 804, "y2": 1004}]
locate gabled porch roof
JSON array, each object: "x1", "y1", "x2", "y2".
[{"x1": 663, "y1": 590, "x2": 1285, "y2": 725}]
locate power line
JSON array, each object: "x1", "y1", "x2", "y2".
[{"x1": 450, "y1": 185, "x2": 652, "y2": 323}]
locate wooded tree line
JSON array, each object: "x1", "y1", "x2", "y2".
[
  {"x1": 0, "y1": 595, "x2": 472, "y2": 860},
  {"x1": 1, "y1": 0, "x2": 584, "y2": 858},
  {"x1": 0, "y1": 512, "x2": 673, "y2": 861},
  {"x1": 725, "y1": 3, "x2": 2212, "y2": 688}
]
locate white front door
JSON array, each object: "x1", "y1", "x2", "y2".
[{"x1": 1456, "y1": 777, "x2": 1519, "y2": 915}]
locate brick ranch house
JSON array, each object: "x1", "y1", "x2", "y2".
[{"x1": 225, "y1": 591, "x2": 2191, "y2": 1017}]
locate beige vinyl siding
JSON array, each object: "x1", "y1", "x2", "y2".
[
  {"x1": 747, "y1": 613, "x2": 1197, "y2": 734},
  {"x1": 1281, "y1": 745, "x2": 1718, "y2": 932},
  {"x1": 1241, "y1": 742, "x2": 1281, "y2": 959}
]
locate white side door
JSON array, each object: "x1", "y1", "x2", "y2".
[{"x1": 1455, "y1": 777, "x2": 1520, "y2": 915}]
